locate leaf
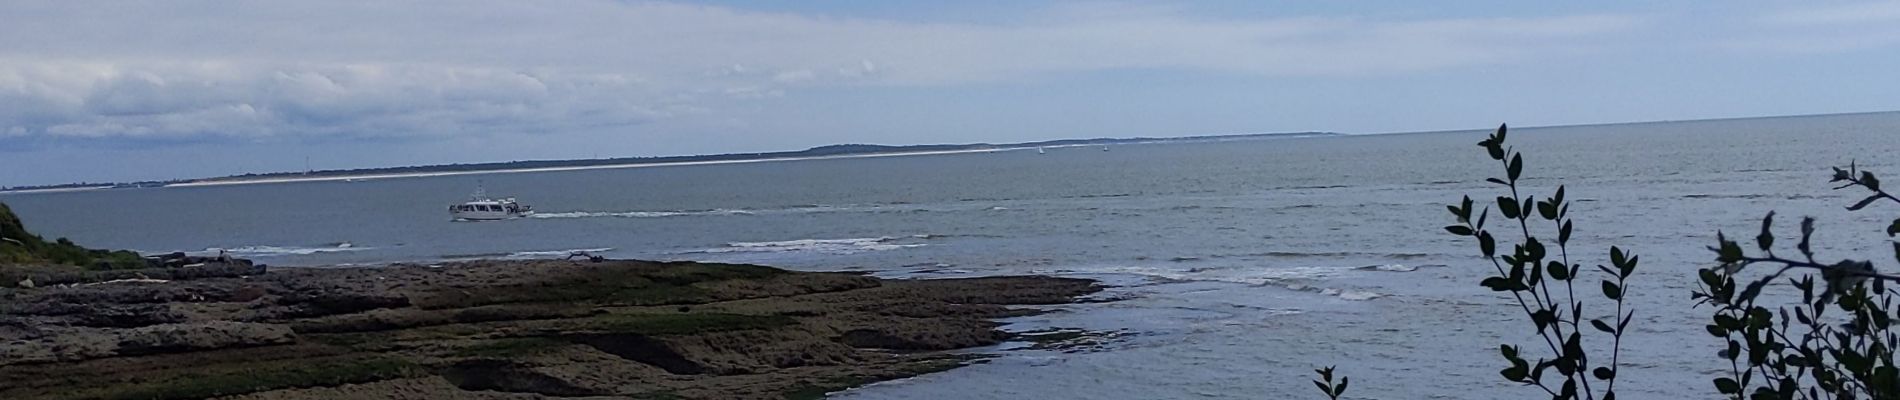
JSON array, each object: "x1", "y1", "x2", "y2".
[
  {"x1": 1593, "y1": 367, "x2": 1615, "y2": 380},
  {"x1": 1335, "y1": 377, "x2": 1348, "y2": 396},
  {"x1": 1611, "y1": 246, "x2": 1627, "y2": 269},
  {"x1": 1496, "y1": 123, "x2": 1507, "y2": 142},
  {"x1": 1313, "y1": 381, "x2": 1332, "y2": 397},
  {"x1": 1501, "y1": 364, "x2": 1528, "y2": 382},
  {"x1": 1601, "y1": 280, "x2": 1622, "y2": 300},
  {"x1": 1498, "y1": 196, "x2": 1520, "y2": 219},
  {"x1": 1715, "y1": 377, "x2": 1741, "y2": 394},
  {"x1": 1714, "y1": 232, "x2": 1744, "y2": 263},
  {"x1": 1445, "y1": 225, "x2": 1474, "y2": 236},
  {"x1": 1548, "y1": 261, "x2": 1570, "y2": 281},
  {"x1": 1799, "y1": 217, "x2": 1816, "y2": 255},
  {"x1": 1481, "y1": 276, "x2": 1522, "y2": 292},
  {"x1": 1559, "y1": 220, "x2": 1572, "y2": 245},
  {"x1": 1851, "y1": 194, "x2": 1884, "y2": 211},
  {"x1": 1508, "y1": 154, "x2": 1523, "y2": 181},
  {"x1": 1591, "y1": 319, "x2": 1615, "y2": 334},
  {"x1": 1479, "y1": 232, "x2": 1496, "y2": 256},
  {"x1": 1864, "y1": 170, "x2": 1881, "y2": 191},
  {"x1": 1756, "y1": 211, "x2": 1775, "y2": 252}
]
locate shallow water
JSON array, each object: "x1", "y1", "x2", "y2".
[{"x1": 9, "y1": 112, "x2": 1900, "y2": 399}]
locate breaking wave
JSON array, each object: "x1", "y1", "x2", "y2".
[
  {"x1": 1091, "y1": 265, "x2": 1394, "y2": 301},
  {"x1": 209, "y1": 243, "x2": 369, "y2": 257},
  {"x1": 505, "y1": 247, "x2": 616, "y2": 258}
]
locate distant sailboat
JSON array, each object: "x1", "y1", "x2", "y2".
[
  {"x1": 1101, "y1": 145, "x2": 1110, "y2": 152},
  {"x1": 1037, "y1": 147, "x2": 1047, "y2": 155}
]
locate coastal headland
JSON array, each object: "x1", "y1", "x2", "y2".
[{"x1": 0, "y1": 259, "x2": 1101, "y2": 399}]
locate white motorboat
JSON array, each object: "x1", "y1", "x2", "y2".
[{"x1": 449, "y1": 187, "x2": 532, "y2": 221}]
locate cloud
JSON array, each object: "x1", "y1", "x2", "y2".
[
  {"x1": 1726, "y1": 2, "x2": 1900, "y2": 53},
  {"x1": 0, "y1": 1, "x2": 1647, "y2": 142}
]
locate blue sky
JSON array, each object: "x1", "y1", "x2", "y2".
[{"x1": 2, "y1": 1, "x2": 1899, "y2": 186}]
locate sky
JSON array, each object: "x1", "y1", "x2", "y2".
[{"x1": 3, "y1": 1, "x2": 1900, "y2": 186}]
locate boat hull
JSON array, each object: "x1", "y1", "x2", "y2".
[{"x1": 450, "y1": 210, "x2": 532, "y2": 221}]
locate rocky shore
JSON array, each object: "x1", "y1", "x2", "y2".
[{"x1": 0, "y1": 259, "x2": 1101, "y2": 399}]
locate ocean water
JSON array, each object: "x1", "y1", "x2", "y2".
[{"x1": 9, "y1": 112, "x2": 1900, "y2": 399}]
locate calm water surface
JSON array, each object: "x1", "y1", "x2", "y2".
[{"x1": 9, "y1": 113, "x2": 1900, "y2": 399}]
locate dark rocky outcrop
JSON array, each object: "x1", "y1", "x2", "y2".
[{"x1": 0, "y1": 259, "x2": 1101, "y2": 400}]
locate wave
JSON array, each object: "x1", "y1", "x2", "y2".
[
  {"x1": 1232, "y1": 251, "x2": 1437, "y2": 260},
  {"x1": 1092, "y1": 265, "x2": 1391, "y2": 301},
  {"x1": 505, "y1": 247, "x2": 616, "y2": 258},
  {"x1": 210, "y1": 243, "x2": 369, "y2": 257},
  {"x1": 1354, "y1": 264, "x2": 1446, "y2": 272},
  {"x1": 682, "y1": 236, "x2": 928, "y2": 256}
]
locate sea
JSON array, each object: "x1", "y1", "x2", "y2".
[{"x1": 8, "y1": 112, "x2": 1900, "y2": 399}]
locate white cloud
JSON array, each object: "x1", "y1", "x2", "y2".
[
  {"x1": 1724, "y1": 2, "x2": 1900, "y2": 53},
  {"x1": 0, "y1": 1, "x2": 1648, "y2": 141}
]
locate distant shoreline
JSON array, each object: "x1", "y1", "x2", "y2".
[
  {"x1": 167, "y1": 147, "x2": 1014, "y2": 187},
  {"x1": 4, "y1": 132, "x2": 1337, "y2": 192}
]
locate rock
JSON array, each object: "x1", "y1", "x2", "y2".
[
  {"x1": 16, "y1": 277, "x2": 30, "y2": 289},
  {"x1": 230, "y1": 286, "x2": 268, "y2": 302}
]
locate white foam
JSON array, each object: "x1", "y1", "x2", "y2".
[
  {"x1": 1092, "y1": 265, "x2": 1383, "y2": 301},
  {"x1": 530, "y1": 209, "x2": 755, "y2": 219},
  {"x1": 1358, "y1": 264, "x2": 1417, "y2": 272},
  {"x1": 684, "y1": 236, "x2": 927, "y2": 255},
  {"x1": 506, "y1": 247, "x2": 616, "y2": 258},
  {"x1": 211, "y1": 243, "x2": 370, "y2": 257}
]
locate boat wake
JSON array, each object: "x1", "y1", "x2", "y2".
[{"x1": 530, "y1": 209, "x2": 757, "y2": 219}]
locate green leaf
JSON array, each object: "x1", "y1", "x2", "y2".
[
  {"x1": 1547, "y1": 261, "x2": 1570, "y2": 281},
  {"x1": 1498, "y1": 196, "x2": 1520, "y2": 219},
  {"x1": 1507, "y1": 154, "x2": 1523, "y2": 181},
  {"x1": 1864, "y1": 170, "x2": 1881, "y2": 191},
  {"x1": 1591, "y1": 319, "x2": 1615, "y2": 334},
  {"x1": 1601, "y1": 280, "x2": 1622, "y2": 300},
  {"x1": 1714, "y1": 232, "x2": 1744, "y2": 263},
  {"x1": 1715, "y1": 377, "x2": 1741, "y2": 394},
  {"x1": 1559, "y1": 220, "x2": 1572, "y2": 245},
  {"x1": 1335, "y1": 377, "x2": 1348, "y2": 396},
  {"x1": 1501, "y1": 365, "x2": 1527, "y2": 382},
  {"x1": 1445, "y1": 225, "x2": 1474, "y2": 236},
  {"x1": 1756, "y1": 211, "x2": 1774, "y2": 252},
  {"x1": 1480, "y1": 276, "x2": 1522, "y2": 292},
  {"x1": 1593, "y1": 367, "x2": 1614, "y2": 380},
  {"x1": 1313, "y1": 381, "x2": 1332, "y2": 397},
  {"x1": 1479, "y1": 232, "x2": 1496, "y2": 256},
  {"x1": 1850, "y1": 194, "x2": 1883, "y2": 211}
]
